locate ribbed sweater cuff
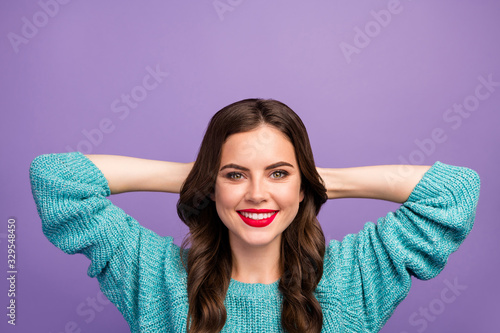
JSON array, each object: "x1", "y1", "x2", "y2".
[
  {"x1": 56, "y1": 151, "x2": 111, "y2": 196},
  {"x1": 407, "y1": 161, "x2": 479, "y2": 203}
]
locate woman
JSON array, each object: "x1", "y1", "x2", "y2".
[{"x1": 29, "y1": 98, "x2": 481, "y2": 332}]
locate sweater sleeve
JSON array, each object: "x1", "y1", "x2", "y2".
[
  {"x1": 29, "y1": 151, "x2": 178, "y2": 328},
  {"x1": 321, "y1": 161, "x2": 480, "y2": 332}
]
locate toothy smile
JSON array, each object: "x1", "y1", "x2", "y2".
[{"x1": 239, "y1": 211, "x2": 277, "y2": 220}]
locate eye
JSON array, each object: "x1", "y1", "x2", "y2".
[
  {"x1": 226, "y1": 172, "x2": 243, "y2": 180},
  {"x1": 271, "y1": 170, "x2": 289, "y2": 179}
]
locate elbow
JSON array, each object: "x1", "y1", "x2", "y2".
[
  {"x1": 29, "y1": 153, "x2": 51, "y2": 181},
  {"x1": 462, "y1": 167, "x2": 481, "y2": 220},
  {"x1": 454, "y1": 167, "x2": 481, "y2": 240}
]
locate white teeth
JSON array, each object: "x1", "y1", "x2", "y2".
[{"x1": 240, "y1": 211, "x2": 276, "y2": 220}]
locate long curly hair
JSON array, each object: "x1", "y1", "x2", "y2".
[{"x1": 176, "y1": 98, "x2": 328, "y2": 332}]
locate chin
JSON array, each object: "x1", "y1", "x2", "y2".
[{"x1": 241, "y1": 232, "x2": 280, "y2": 248}]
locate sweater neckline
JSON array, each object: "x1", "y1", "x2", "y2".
[{"x1": 227, "y1": 278, "x2": 281, "y2": 297}]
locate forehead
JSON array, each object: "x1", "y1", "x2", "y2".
[{"x1": 220, "y1": 125, "x2": 296, "y2": 165}]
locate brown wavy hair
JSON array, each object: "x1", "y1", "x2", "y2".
[{"x1": 176, "y1": 98, "x2": 328, "y2": 332}]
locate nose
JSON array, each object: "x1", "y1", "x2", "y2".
[{"x1": 245, "y1": 176, "x2": 268, "y2": 203}]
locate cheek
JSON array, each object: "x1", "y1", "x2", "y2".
[
  {"x1": 278, "y1": 183, "x2": 303, "y2": 203},
  {"x1": 214, "y1": 183, "x2": 242, "y2": 208}
]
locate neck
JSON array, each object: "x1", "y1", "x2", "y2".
[{"x1": 229, "y1": 236, "x2": 282, "y2": 285}]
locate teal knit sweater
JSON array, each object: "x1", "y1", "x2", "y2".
[{"x1": 29, "y1": 152, "x2": 480, "y2": 333}]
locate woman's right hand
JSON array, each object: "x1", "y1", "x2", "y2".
[{"x1": 85, "y1": 154, "x2": 194, "y2": 194}]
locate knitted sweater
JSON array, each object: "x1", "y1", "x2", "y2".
[{"x1": 29, "y1": 152, "x2": 481, "y2": 333}]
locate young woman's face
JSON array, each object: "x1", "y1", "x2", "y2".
[{"x1": 210, "y1": 124, "x2": 304, "y2": 250}]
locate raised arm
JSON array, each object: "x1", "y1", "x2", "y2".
[
  {"x1": 317, "y1": 164, "x2": 431, "y2": 203},
  {"x1": 317, "y1": 161, "x2": 480, "y2": 331},
  {"x1": 29, "y1": 151, "x2": 190, "y2": 329},
  {"x1": 85, "y1": 154, "x2": 194, "y2": 194}
]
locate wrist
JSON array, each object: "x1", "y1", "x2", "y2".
[{"x1": 317, "y1": 167, "x2": 346, "y2": 199}]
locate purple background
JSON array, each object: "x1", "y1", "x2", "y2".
[{"x1": 1, "y1": 1, "x2": 499, "y2": 332}]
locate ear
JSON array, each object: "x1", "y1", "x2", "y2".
[
  {"x1": 299, "y1": 188, "x2": 304, "y2": 202},
  {"x1": 210, "y1": 192, "x2": 215, "y2": 201}
]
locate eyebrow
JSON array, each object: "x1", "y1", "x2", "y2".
[{"x1": 220, "y1": 162, "x2": 295, "y2": 172}]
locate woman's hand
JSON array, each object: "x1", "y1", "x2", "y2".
[
  {"x1": 85, "y1": 154, "x2": 194, "y2": 194},
  {"x1": 317, "y1": 164, "x2": 431, "y2": 203}
]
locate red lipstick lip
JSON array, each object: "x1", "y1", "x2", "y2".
[{"x1": 238, "y1": 209, "x2": 279, "y2": 213}]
